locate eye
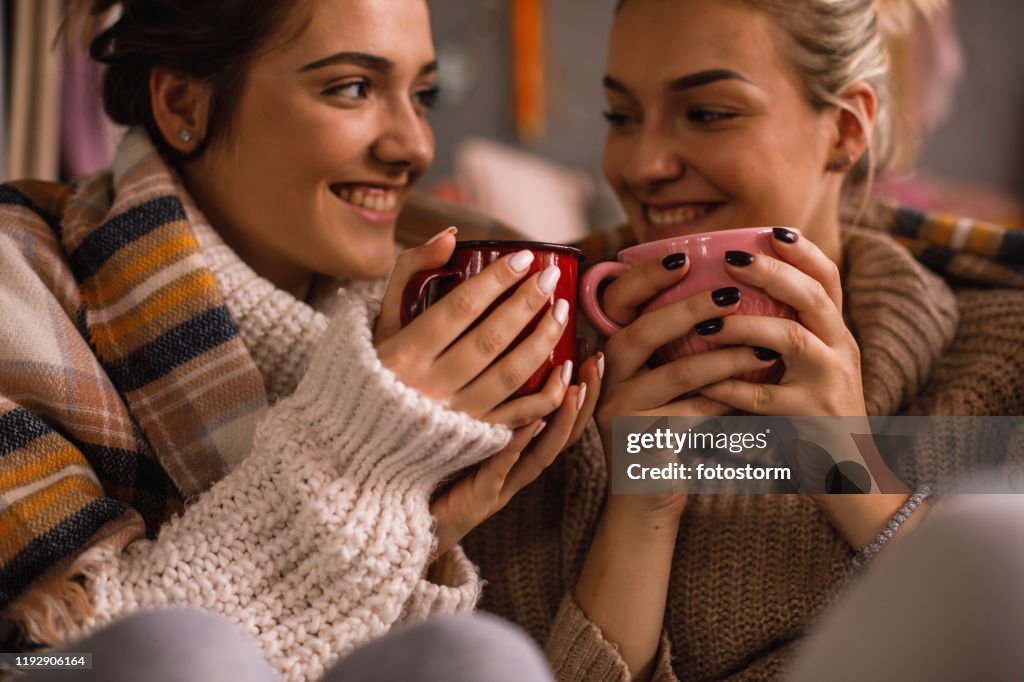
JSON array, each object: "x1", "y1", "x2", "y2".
[
  {"x1": 686, "y1": 108, "x2": 737, "y2": 124},
  {"x1": 413, "y1": 85, "x2": 440, "y2": 111},
  {"x1": 602, "y1": 110, "x2": 637, "y2": 128},
  {"x1": 324, "y1": 79, "x2": 370, "y2": 100}
]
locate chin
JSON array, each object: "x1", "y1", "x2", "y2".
[{"x1": 346, "y1": 245, "x2": 396, "y2": 281}]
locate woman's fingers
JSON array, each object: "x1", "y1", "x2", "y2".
[
  {"x1": 566, "y1": 353, "x2": 603, "y2": 446},
  {"x1": 605, "y1": 287, "x2": 742, "y2": 382},
  {"x1": 601, "y1": 251, "x2": 690, "y2": 326},
  {"x1": 433, "y1": 266, "x2": 566, "y2": 394},
  {"x1": 469, "y1": 356, "x2": 573, "y2": 426},
  {"x1": 430, "y1": 422, "x2": 537, "y2": 557},
  {"x1": 630, "y1": 395, "x2": 735, "y2": 419},
  {"x1": 623, "y1": 345, "x2": 782, "y2": 408},
  {"x1": 724, "y1": 246, "x2": 847, "y2": 346},
  {"x1": 375, "y1": 226, "x2": 458, "y2": 343},
  {"x1": 697, "y1": 317, "x2": 866, "y2": 417},
  {"x1": 698, "y1": 377, "x2": 795, "y2": 416},
  {"x1": 401, "y1": 247, "x2": 540, "y2": 358},
  {"x1": 475, "y1": 423, "x2": 537, "y2": 500},
  {"x1": 767, "y1": 227, "x2": 844, "y2": 311},
  {"x1": 500, "y1": 384, "x2": 585, "y2": 503},
  {"x1": 695, "y1": 314, "x2": 830, "y2": 365}
]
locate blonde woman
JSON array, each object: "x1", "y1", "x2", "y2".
[{"x1": 464, "y1": 0, "x2": 1024, "y2": 680}]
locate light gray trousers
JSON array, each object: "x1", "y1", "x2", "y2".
[{"x1": 24, "y1": 611, "x2": 551, "y2": 682}]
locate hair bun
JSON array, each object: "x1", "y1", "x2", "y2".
[{"x1": 874, "y1": 0, "x2": 948, "y2": 37}]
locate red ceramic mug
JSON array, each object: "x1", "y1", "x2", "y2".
[{"x1": 401, "y1": 240, "x2": 584, "y2": 398}]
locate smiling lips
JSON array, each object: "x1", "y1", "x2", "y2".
[
  {"x1": 645, "y1": 202, "x2": 720, "y2": 226},
  {"x1": 332, "y1": 184, "x2": 400, "y2": 213}
]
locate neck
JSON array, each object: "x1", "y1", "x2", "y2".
[
  {"x1": 208, "y1": 215, "x2": 314, "y2": 299},
  {"x1": 803, "y1": 181, "x2": 846, "y2": 268},
  {"x1": 816, "y1": 223, "x2": 844, "y2": 270},
  {"x1": 182, "y1": 178, "x2": 315, "y2": 301}
]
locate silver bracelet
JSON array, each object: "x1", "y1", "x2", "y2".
[{"x1": 851, "y1": 485, "x2": 932, "y2": 571}]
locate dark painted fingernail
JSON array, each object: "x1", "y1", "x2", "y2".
[
  {"x1": 754, "y1": 347, "x2": 781, "y2": 361},
  {"x1": 696, "y1": 318, "x2": 723, "y2": 336},
  {"x1": 773, "y1": 227, "x2": 798, "y2": 244},
  {"x1": 711, "y1": 286, "x2": 741, "y2": 307},
  {"x1": 725, "y1": 250, "x2": 754, "y2": 267},
  {"x1": 662, "y1": 253, "x2": 687, "y2": 270}
]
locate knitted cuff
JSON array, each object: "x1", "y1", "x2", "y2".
[
  {"x1": 544, "y1": 594, "x2": 631, "y2": 682},
  {"x1": 401, "y1": 545, "x2": 483, "y2": 621},
  {"x1": 650, "y1": 630, "x2": 677, "y2": 682},
  {"x1": 281, "y1": 289, "x2": 511, "y2": 494}
]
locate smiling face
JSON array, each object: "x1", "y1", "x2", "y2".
[
  {"x1": 183, "y1": 0, "x2": 437, "y2": 294},
  {"x1": 602, "y1": 0, "x2": 844, "y2": 252}
]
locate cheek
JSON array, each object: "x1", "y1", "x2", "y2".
[
  {"x1": 422, "y1": 121, "x2": 437, "y2": 163},
  {"x1": 250, "y1": 97, "x2": 376, "y2": 181},
  {"x1": 602, "y1": 137, "x2": 630, "y2": 192},
  {"x1": 298, "y1": 121, "x2": 375, "y2": 178},
  {"x1": 722, "y1": 128, "x2": 810, "y2": 196}
]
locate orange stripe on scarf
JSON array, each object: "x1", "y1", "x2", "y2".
[
  {"x1": 82, "y1": 227, "x2": 197, "y2": 308},
  {"x1": 0, "y1": 442, "x2": 88, "y2": 491},
  {"x1": 0, "y1": 476, "x2": 104, "y2": 560},
  {"x1": 89, "y1": 269, "x2": 219, "y2": 349}
]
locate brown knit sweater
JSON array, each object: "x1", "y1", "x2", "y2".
[{"x1": 462, "y1": 226, "x2": 1024, "y2": 681}]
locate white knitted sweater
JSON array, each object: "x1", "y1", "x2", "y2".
[{"x1": 79, "y1": 211, "x2": 512, "y2": 681}]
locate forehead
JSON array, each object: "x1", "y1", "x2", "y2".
[
  {"x1": 607, "y1": 0, "x2": 788, "y2": 91},
  {"x1": 269, "y1": 0, "x2": 435, "y2": 70}
]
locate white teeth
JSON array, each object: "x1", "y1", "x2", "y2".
[
  {"x1": 334, "y1": 186, "x2": 399, "y2": 212},
  {"x1": 646, "y1": 203, "x2": 715, "y2": 226}
]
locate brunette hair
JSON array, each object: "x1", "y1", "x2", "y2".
[
  {"x1": 65, "y1": 0, "x2": 309, "y2": 158},
  {"x1": 614, "y1": 0, "x2": 945, "y2": 194}
]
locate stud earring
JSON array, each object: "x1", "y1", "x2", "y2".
[
  {"x1": 178, "y1": 129, "x2": 193, "y2": 143},
  {"x1": 826, "y1": 154, "x2": 852, "y2": 172}
]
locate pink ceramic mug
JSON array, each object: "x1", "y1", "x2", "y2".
[{"x1": 580, "y1": 227, "x2": 797, "y2": 383}]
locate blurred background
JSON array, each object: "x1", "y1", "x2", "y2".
[{"x1": 2, "y1": 0, "x2": 1022, "y2": 242}]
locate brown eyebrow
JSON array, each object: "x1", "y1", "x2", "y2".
[
  {"x1": 299, "y1": 51, "x2": 391, "y2": 73},
  {"x1": 603, "y1": 68, "x2": 753, "y2": 96},
  {"x1": 298, "y1": 51, "x2": 439, "y2": 79},
  {"x1": 667, "y1": 69, "x2": 752, "y2": 91}
]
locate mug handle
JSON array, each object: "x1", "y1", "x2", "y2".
[
  {"x1": 401, "y1": 269, "x2": 462, "y2": 327},
  {"x1": 579, "y1": 261, "x2": 630, "y2": 336}
]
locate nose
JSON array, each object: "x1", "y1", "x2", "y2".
[
  {"x1": 621, "y1": 116, "x2": 685, "y2": 189},
  {"x1": 371, "y1": 97, "x2": 435, "y2": 172}
]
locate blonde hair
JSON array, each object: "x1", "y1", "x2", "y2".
[{"x1": 740, "y1": 1, "x2": 945, "y2": 196}]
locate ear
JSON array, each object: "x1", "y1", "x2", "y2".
[
  {"x1": 826, "y1": 81, "x2": 877, "y2": 173},
  {"x1": 149, "y1": 67, "x2": 212, "y2": 154}
]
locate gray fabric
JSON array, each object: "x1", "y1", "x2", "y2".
[
  {"x1": 24, "y1": 610, "x2": 552, "y2": 682},
  {"x1": 787, "y1": 494, "x2": 1024, "y2": 682},
  {"x1": 324, "y1": 612, "x2": 553, "y2": 682},
  {"x1": 24, "y1": 609, "x2": 278, "y2": 682}
]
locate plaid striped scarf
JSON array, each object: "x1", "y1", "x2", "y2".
[{"x1": 0, "y1": 130, "x2": 267, "y2": 647}]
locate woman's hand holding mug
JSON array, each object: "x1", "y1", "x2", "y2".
[
  {"x1": 374, "y1": 227, "x2": 602, "y2": 557},
  {"x1": 693, "y1": 228, "x2": 867, "y2": 418},
  {"x1": 583, "y1": 228, "x2": 794, "y2": 504},
  {"x1": 584, "y1": 226, "x2": 907, "y2": 548},
  {"x1": 688, "y1": 228, "x2": 914, "y2": 549}
]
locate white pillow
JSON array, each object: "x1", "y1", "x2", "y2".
[{"x1": 455, "y1": 137, "x2": 594, "y2": 243}]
